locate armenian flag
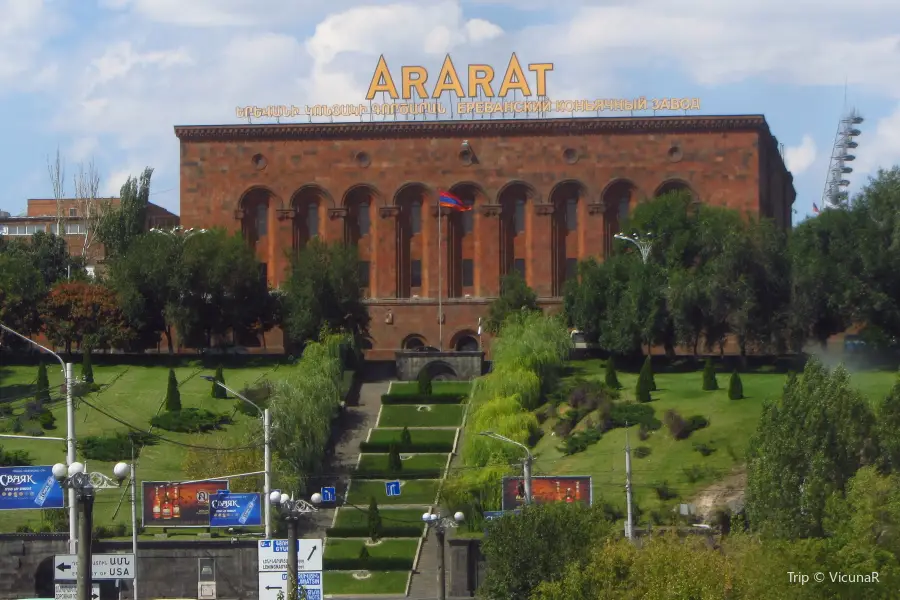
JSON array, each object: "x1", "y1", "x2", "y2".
[{"x1": 439, "y1": 191, "x2": 471, "y2": 211}]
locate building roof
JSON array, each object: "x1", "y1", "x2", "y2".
[{"x1": 174, "y1": 114, "x2": 773, "y2": 142}]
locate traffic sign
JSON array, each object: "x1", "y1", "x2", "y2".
[
  {"x1": 320, "y1": 486, "x2": 336, "y2": 502},
  {"x1": 257, "y1": 539, "x2": 323, "y2": 572},
  {"x1": 54, "y1": 553, "x2": 135, "y2": 580},
  {"x1": 258, "y1": 570, "x2": 323, "y2": 600},
  {"x1": 54, "y1": 582, "x2": 99, "y2": 599},
  {"x1": 385, "y1": 480, "x2": 401, "y2": 497}
]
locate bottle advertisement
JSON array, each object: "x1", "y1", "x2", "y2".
[
  {"x1": 209, "y1": 491, "x2": 262, "y2": 527},
  {"x1": 501, "y1": 475, "x2": 593, "y2": 511},
  {"x1": 0, "y1": 466, "x2": 65, "y2": 510},
  {"x1": 141, "y1": 480, "x2": 229, "y2": 527}
]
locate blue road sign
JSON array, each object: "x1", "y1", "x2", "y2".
[
  {"x1": 483, "y1": 510, "x2": 521, "y2": 521},
  {"x1": 210, "y1": 492, "x2": 262, "y2": 527},
  {"x1": 0, "y1": 466, "x2": 65, "y2": 510},
  {"x1": 320, "y1": 487, "x2": 336, "y2": 503},
  {"x1": 385, "y1": 481, "x2": 401, "y2": 497}
]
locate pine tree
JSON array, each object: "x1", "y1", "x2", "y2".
[
  {"x1": 81, "y1": 351, "x2": 94, "y2": 384},
  {"x1": 604, "y1": 358, "x2": 621, "y2": 389},
  {"x1": 35, "y1": 362, "x2": 51, "y2": 405},
  {"x1": 367, "y1": 497, "x2": 383, "y2": 541},
  {"x1": 635, "y1": 368, "x2": 652, "y2": 403},
  {"x1": 400, "y1": 426, "x2": 412, "y2": 447},
  {"x1": 702, "y1": 358, "x2": 719, "y2": 391},
  {"x1": 728, "y1": 371, "x2": 743, "y2": 400},
  {"x1": 388, "y1": 444, "x2": 403, "y2": 473},
  {"x1": 165, "y1": 368, "x2": 182, "y2": 412},
  {"x1": 358, "y1": 545, "x2": 370, "y2": 564},
  {"x1": 640, "y1": 356, "x2": 656, "y2": 392},
  {"x1": 212, "y1": 366, "x2": 226, "y2": 399},
  {"x1": 417, "y1": 368, "x2": 432, "y2": 396}
]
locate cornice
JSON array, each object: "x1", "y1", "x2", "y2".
[{"x1": 174, "y1": 115, "x2": 770, "y2": 143}]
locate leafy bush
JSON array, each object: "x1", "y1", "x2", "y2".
[
  {"x1": 164, "y1": 369, "x2": 181, "y2": 412},
  {"x1": 654, "y1": 481, "x2": 678, "y2": 500},
  {"x1": 604, "y1": 359, "x2": 621, "y2": 389},
  {"x1": 554, "y1": 412, "x2": 578, "y2": 437},
  {"x1": 694, "y1": 442, "x2": 716, "y2": 457},
  {"x1": 234, "y1": 381, "x2": 274, "y2": 416},
  {"x1": 567, "y1": 380, "x2": 618, "y2": 426},
  {"x1": 0, "y1": 445, "x2": 33, "y2": 466},
  {"x1": 417, "y1": 368, "x2": 433, "y2": 396},
  {"x1": 560, "y1": 428, "x2": 602, "y2": 455},
  {"x1": 683, "y1": 465, "x2": 711, "y2": 483},
  {"x1": 80, "y1": 431, "x2": 157, "y2": 461},
  {"x1": 687, "y1": 415, "x2": 710, "y2": 432},
  {"x1": 150, "y1": 408, "x2": 231, "y2": 433},
  {"x1": 609, "y1": 403, "x2": 660, "y2": 430},
  {"x1": 0, "y1": 404, "x2": 11, "y2": 417},
  {"x1": 728, "y1": 371, "x2": 744, "y2": 400},
  {"x1": 92, "y1": 523, "x2": 127, "y2": 539},
  {"x1": 664, "y1": 409, "x2": 689, "y2": 440},
  {"x1": 634, "y1": 446, "x2": 651, "y2": 459},
  {"x1": 380, "y1": 393, "x2": 465, "y2": 405},
  {"x1": 702, "y1": 358, "x2": 718, "y2": 391},
  {"x1": 37, "y1": 409, "x2": 56, "y2": 430},
  {"x1": 81, "y1": 351, "x2": 94, "y2": 384},
  {"x1": 637, "y1": 425, "x2": 650, "y2": 441}
]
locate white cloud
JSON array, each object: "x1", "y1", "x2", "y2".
[
  {"x1": 785, "y1": 135, "x2": 817, "y2": 175},
  {"x1": 853, "y1": 103, "x2": 900, "y2": 180},
  {"x1": 0, "y1": 0, "x2": 61, "y2": 91}
]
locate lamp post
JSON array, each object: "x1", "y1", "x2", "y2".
[
  {"x1": 613, "y1": 231, "x2": 654, "y2": 264},
  {"x1": 52, "y1": 461, "x2": 130, "y2": 600},
  {"x1": 421, "y1": 511, "x2": 465, "y2": 600},
  {"x1": 269, "y1": 491, "x2": 322, "y2": 600},
  {"x1": 478, "y1": 431, "x2": 533, "y2": 505},
  {"x1": 0, "y1": 322, "x2": 78, "y2": 553},
  {"x1": 201, "y1": 375, "x2": 272, "y2": 539}
]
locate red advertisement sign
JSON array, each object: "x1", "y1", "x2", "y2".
[
  {"x1": 501, "y1": 476, "x2": 592, "y2": 511},
  {"x1": 141, "y1": 480, "x2": 229, "y2": 527}
]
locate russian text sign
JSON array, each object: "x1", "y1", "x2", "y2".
[
  {"x1": 0, "y1": 465, "x2": 65, "y2": 510},
  {"x1": 209, "y1": 491, "x2": 261, "y2": 527}
]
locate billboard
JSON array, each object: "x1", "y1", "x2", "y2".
[
  {"x1": 501, "y1": 476, "x2": 592, "y2": 511},
  {"x1": 141, "y1": 480, "x2": 228, "y2": 527},
  {"x1": 209, "y1": 492, "x2": 261, "y2": 527},
  {"x1": 0, "y1": 466, "x2": 65, "y2": 510}
]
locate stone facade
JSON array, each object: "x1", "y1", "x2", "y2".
[
  {"x1": 175, "y1": 116, "x2": 795, "y2": 359},
  {"x1": 395, "y1": 350, "x2": 486, "y2": 381}
]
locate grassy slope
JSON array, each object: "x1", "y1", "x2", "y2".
[
  {"x1": 377, "y1": 404, "x2": 465, "y2": 428},
  {"x1": 535, "y1": 360, "x2": 897, "y2": 512},
  {"x1": 0, "y1": 363, "x2": 277, "y2": 531}
]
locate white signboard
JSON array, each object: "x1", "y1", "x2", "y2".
[
  {"x1": 257, "y1": 539, "x2": 323, "y2": 572},
  {"x1": 54, "y1": 553, "x2": 136, "y2": 580},
  {"x1": 258, "y1": 570, "x2": 323, "y2": 600},
  {"x1": 55, "y1": 582, "x2": 99, "y2": 600}
]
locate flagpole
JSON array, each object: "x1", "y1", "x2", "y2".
[{"x1": 438, "y1": 197, "x2": 443, "y2": 351}]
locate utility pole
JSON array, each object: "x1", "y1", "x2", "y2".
[
  {"x1": 625, "y1": 424, "x2": 634, "y2": 541},
  {"x1": 129, "y1": 453, "x2": 139, "y2": 600},
  {"x1": 77, "y1": 488, "x2": 93, "y2": 600}
]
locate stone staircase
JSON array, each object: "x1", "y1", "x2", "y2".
[{"x1": 407, "y1": 528, "x2": 446, "y2": 599}]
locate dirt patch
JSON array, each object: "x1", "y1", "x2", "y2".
[{"x1": 691, "y1": 469, "x2": 746, "y2": 520}]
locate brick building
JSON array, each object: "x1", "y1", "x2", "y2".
[
  {"x1": 175, "y1": 115, "x2": 795, "y2": 359},
  {"x1": 0, "y1": 198, "x2": 179, "y2": 275}
]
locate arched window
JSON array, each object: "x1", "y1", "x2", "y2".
[
  {"x1": 358, "y1": 202, "x2": 370, "y2": 236},
  {"x1": 411, "y1": 200, "x2": 422, "y2": 234},
  {"x1": 256, "y1": 204, "x2": 268, "y2": 236},
  {"x1": 307, "y1": 203, "x2": 319, "y2": 238},
  {"x1": 514, "y1": 199, "x2": 525, "y2": 234},
  {"x1": 566, "y1": 198, "x2": 577, "y2": 231}
]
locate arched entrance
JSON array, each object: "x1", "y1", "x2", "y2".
[
  {"x1": 602, "y1": 180, "x2": 636, "y2": 258},
  {"x1": 549, "y1": 180, "x2": 586, "y2": 295}
]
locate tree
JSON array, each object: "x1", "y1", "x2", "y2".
[
  {"x1": 40, "y1": 281, "x2": 131, "y2": 354},
  {"x1": 35, "y1": 363, "x2": 51, "y2": 405},
  {"x1": 98, "y1": 167, "x2": 153, "y2": 258},
  {"x1": 702, "y1": 358, "x2": 718, "y2": 391},
  {"x1": 281, "y1": 239, "x2": 370, "y2": 348},
  {"x1": 388, "y1": 444, "x2": 402, "y2": 473},
  {"x1": 367, "y1": 497, "x2": 382, "y2": 541},
  {"x1": 417, "y1": 368, "x2": 432, "y2": 396},
  {"x1": 640, "y1": 356, "x2": 656, "y2": 391},
  {"x1": 604, "y1": 358, "x2": 621, "y2": 389},
  {"x1": 3, "y1": 230, "x2": 80, "y2": 287},
  {"x1": 728, "y1": 370, "x2": 743, "y2": 400},
  {"x1": 0, "y1": 253, "x2": 45, "y2": 340},
  {"x1": 400, "y1": 426, "x2": 412, "y2": 446},
  {"x1": 485, "y1": 271, "x2": 540, "y2": 334},
  {"x1": 81, "y1": 351, "x2": 94, "y2": 384},
  {"x1": 635, "y1": 369, "x2": 652, "y2": 403},
  {"x1": 358, "y1": 545, "x2": 370, "y2": 565},
  {"x1": 165, "y1": 369, "x2": 181, "y2": 412},
  {"x1": 746, "y1": 358, "x2": 879, "y2": 538},
  {"x1": 211, "y1": 366, "x2": 226, "y2": 399},
  {"x1": 46, "y1": 148, "x2": 66, "y2": 239},
  {"x1": 72, "y1": 158, "x2": 110, "y2": 261},
  {"x1": 876, "y1": 377, "x2": 900, "y2": 473}
]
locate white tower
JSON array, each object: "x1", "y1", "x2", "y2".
[{"x1": 821, "y1": 108, "x2": 864, "y2": 209}]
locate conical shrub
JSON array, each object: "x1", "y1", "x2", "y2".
[
  {"x1": 367, "y1": 497, "x2": 382, "y2": 541},
  {"x1": 81, "y1": 351, "x2": 94, "y2": 384},
  {"x1": 702, "y1": 358, "x2": 718, "y2": 391},
  {"x1": 165, "y1": 369, "x2": 182, "y2": 412},
  {"x1": 604, "y1": 358, "x2": 621, "y2": 389},
  {"x1": 640, "y1": 356, "x2": 656, "y2": 392},
  {"x1": 728, "y1": 371, "x2": 743, "y2": 400},
  {"x1": 417, "y1": 368, "x2": 432, "y2": 396},
  {"x1": 35, "y1": 362, "x2": 51, "y2": 405},
  {"x1": 212, "y1": 366, "x2": 226, "y2": 399},
  {"x1": 400, "y1": 426, "x2": 412, "y2": 446}
]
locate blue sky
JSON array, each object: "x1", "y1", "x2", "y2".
[{"x1": 1, "y1": 0, "x2": 899, "y2": 221}]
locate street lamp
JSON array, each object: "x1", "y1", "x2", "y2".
[
  {"x1": 422, "y1": 511, "x2": 465, "y2": 600},
  {"x1": 269, "y1": 491, "x2": 322, "y2": 600},
  {"x1": 149, "y1": 226, "x2": 208, "y2": 237},
  {"x1": 613, "y1": 231, "x2": 654, "y2": 264},
  {"x1": 52, "y1": 461, "x2": 130, "y2": 600},
  {"x1": 478, "y1": 431, "x2": 533, "y2": 505},
  {"x1": 1, "y1": 322, "x2": 78, "y2": 553},
  {"x1": 200, "y1": 375, "x2": 273, "y2": 539}
]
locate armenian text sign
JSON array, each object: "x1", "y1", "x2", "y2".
[
  {"x1": 141, "y1": 480, "x2": 229, "y2": 527},
  {"x1": 501, "y1": 475, "x2": 593, "y2": 511},
  {"x1": 0, "y1": 466, "x2": 65, "y2": 510}
]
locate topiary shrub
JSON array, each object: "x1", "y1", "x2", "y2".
[
  {"x1": 37, "y1": 409, "x2": 56, "y2": 430},
  {"x1": 400, "y1": 426, "x2": 412, "y2": 446},
  {"x1": 150, "y1": 408, "x2": 230, "y2": 433},
  {"x1": 358, "y1": 545, "x2": 370, "y2": 564},
  {"x1": 35, "y1": 362, "x2": 51, "y2": 405},
  {"x1": 635, "y1": 371, "x2": 652, "y2": 403},
  {"x1": 640, "y1": 356, "x2": 656, "y2": 391},
  {"x1": 212, "y1": 366, "x2": 227, "y2": 399},
  {"x1": 728, "y1": 371, "x2": 743, "y2": 400},
  {"x1": 388, "y1": 444, "x2": 403, "y2": 473},
  {"x1": 165, "y1": 368, "x2": 181, "y2": 412},
  {"x1": 702, "y1": 358, "x2": 718, "y2": 391},
  {"x1": 81, "y1": 351, "x2": 94, "y2": 384},
  {"x1": 367, "y1": 497, "x2": 383, "y2": 541},
  {"x1": 417, "y1": 368, "x2": 433, "y2": 396},
  {"x1": 604, "y1": 358, "x2": 621, "y2": 389}
]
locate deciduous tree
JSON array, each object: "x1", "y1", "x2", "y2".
[
  {"x1": 98, "y1": 167, "x2": 153, "y2": 258},
  {"x1": 0, "y1": 253, "x2": 45, "y2": 339},
  {"x1": 40, "y1": 281, "x2": 131, "y2": 354},
  {"x1": 485, "y1": 271, "x2": 540, "y2": 334}
]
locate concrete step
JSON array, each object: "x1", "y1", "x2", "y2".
[{"x1": 406, "y1": 530, "x2": 446, "y2": 599}]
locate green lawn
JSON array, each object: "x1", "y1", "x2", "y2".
[
  {"x1": 367, "y1": 428, "x2": 457, "y2": 445},
  {"x1": 378, "y1": 404, "x2": 464, "y2": 428},
  {"x1": 333, "y1": 507, "x2": 426, "y2": 531},
  {"x1": 357, "y1": 453, "x2": 448, "y2": 473},
  {"x1": 0, "y1": 363, "x2": 279, "y2": 532},
  {"x1": 325, "y1": 538, "x2": 418, "y2": 560},
  {"x1": 535, "y1": 360, "x2": 899, "y2": 512},
  {"x1": 324, "y1": 571, "x2": 408, "y2": 595},
  {"x1": 347, "y1": 479, "x2": 440, "y2": 506},
  {"x1": 389, "y1": 381, "x2": 472, "y2": 396}
]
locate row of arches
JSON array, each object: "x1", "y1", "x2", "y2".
[{"x1": 401, "y1": 331, "x2": 480, "y2": 352}]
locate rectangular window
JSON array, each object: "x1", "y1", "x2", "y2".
[
  {"x1": 462, "y1": 203, "x2": 474, "y2": 234},
  {"x1": 462, "y1": 259, "x2": 474, "y2": 287},
  {"x1": 566, "y1": 258, "x2": 578, "y2": 281},
  {"x1": 514, "y1": 200, "x2": 525, "y2": 234},
  {"x1": 5, "y1": 224, "x2": 47, "y2": 235},
  {"x1": 566, "y1": 199, "x2": 577, "y2": 231},
  {"x1": 65, "y1": 223, "x2": 86, "y2": 235},
  {"x1": 358, "y1": 261, "x2": 370, "y2": 288},
  {"x1": 411, "y1": 259, "x2": 422, "y2": 288},
  {"x1": 410, "y1": 202, "x2": 421, "y2": 234},
  {"x1": 256, "y1": 204, "x2": 268, "y2": 236},
  {"x1": 68, "y1": 207, "x2": 77, "y2": 217},
  {"x1": 308, "y1": 203, "x2": 319, "y2": 237},
  {"x1": 358, "y1": 203, "x2": 370, "y2": 236},
  {"x1": 513, "y1": 258, "x2": 525, "y2": 278}
]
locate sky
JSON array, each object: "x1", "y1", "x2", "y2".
[{"x1": 1, "y1": 0, "x2": 899, "y2": 222}]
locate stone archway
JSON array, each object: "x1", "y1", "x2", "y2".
[
  {"x1": 394, "y1": 182, "x2": 431, "y2": 298},
  {"x1": 402, "y1": 334, "x2": 427, "y2": 350},
  {"x1": 655, "y1": 179, "x2": 696, "y2": 199},
  {"x1": 496, "y1": 181, "x2": 537, "y2": 281},
  {"x1": 548, "y1": 180, "x2": 587, "y2": 295},
  {"x1": 601, "y1": 179, "x2": 637, "y2": 259},
  {"x1": 450, "y1": 329, "x2": 480, "y2": 352},
  {"x1": 421, "y1": 360, "x2": 458, "y2": 381},
  {"x1": 291, "y1": 185, "x2": 332, "y2": 251}
]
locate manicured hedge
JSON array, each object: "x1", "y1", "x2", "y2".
[
  {"x1": 359, "y1": 441, "x2": 454, "y2": 453},
  {"x1": 352, "y1": 469, "x2": 443, "y2": 480},
  {"x1": 380, "y1": 393, "x2": 466, "y2": 405},
  {"x1": 323, "y1": 557, "x2": 414, "y2": 571},
  {"x1": 326, "y1": 526, "x2": 423, "y2": 538}
]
